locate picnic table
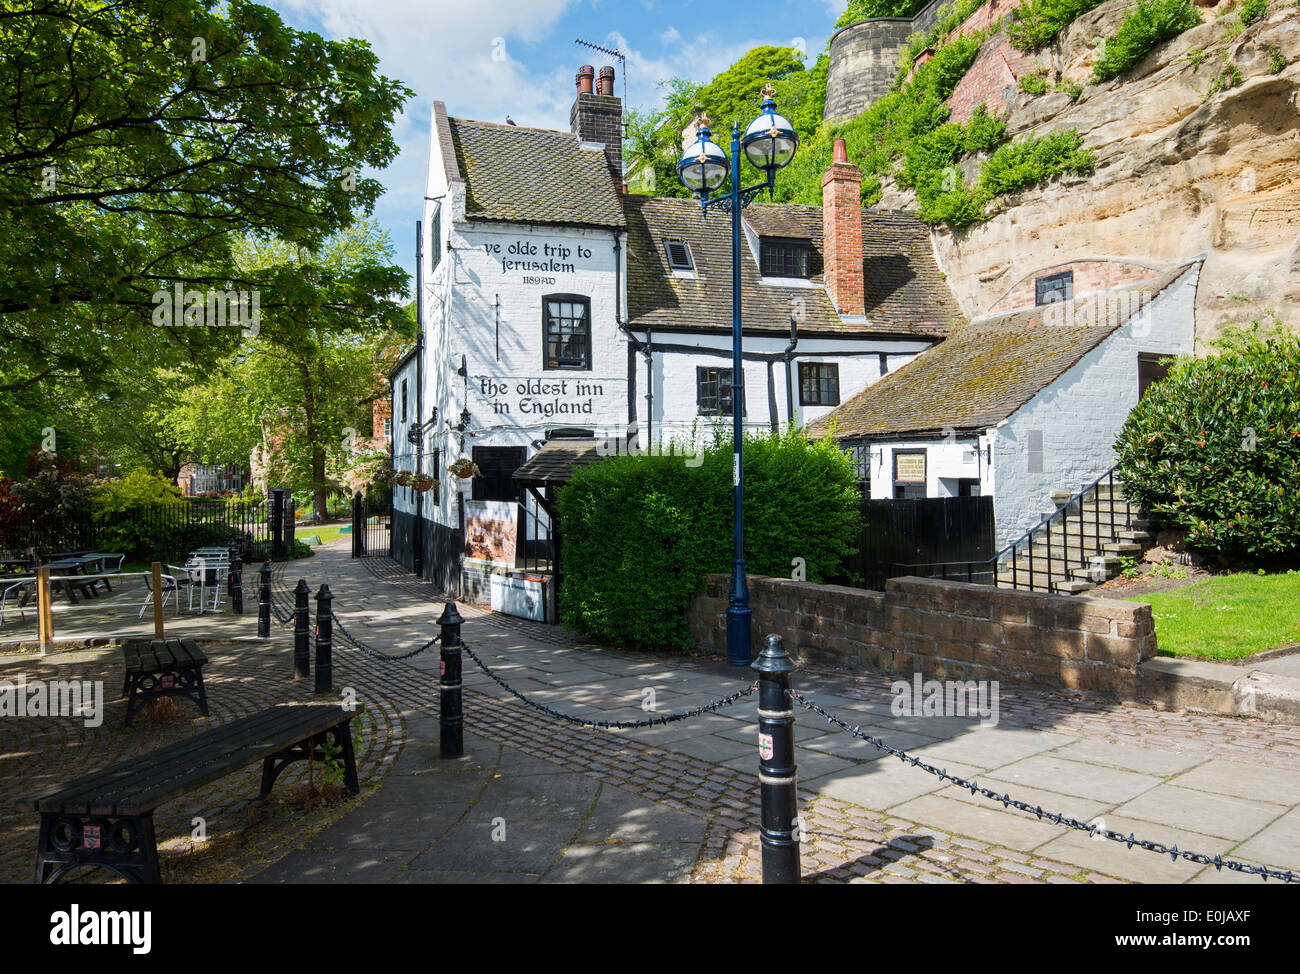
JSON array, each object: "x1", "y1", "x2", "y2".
[{"x1": 16, "y1": 703, "x2": 364, "y2": 884}]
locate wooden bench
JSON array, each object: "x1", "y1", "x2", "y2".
[
  {"x1": 121, "y1": 638, "x2": 210, "y2": 726},
  {"x1": 16, "y1": 703, "x2": 364, "y2": 884}
]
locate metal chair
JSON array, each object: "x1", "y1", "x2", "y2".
[{"x1": 137, "y1": 569, "x2": 188, "y2": 619}]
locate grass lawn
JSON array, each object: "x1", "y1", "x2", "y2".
[{"x1": 1125, "y1": 571, "x2": 1300, "y2": 660}]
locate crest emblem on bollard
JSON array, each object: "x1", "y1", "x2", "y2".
[{"x1": 758, "y1": 733, "x2": 774, "y2": 761}]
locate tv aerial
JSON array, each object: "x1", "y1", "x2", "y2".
[{"x1": 575, "y1": 37, "x2": 628, "y2": 135}]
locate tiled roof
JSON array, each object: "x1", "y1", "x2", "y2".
[
  {"x1": 624, "y1": 196, "x2": 963, "y2": 338},
  {"x1": 807, "y1": 264, "x2": 1196, "y2": 440},
  {"x1": 447, "y1": 118, "x2": 624, "y2": 229},
  {"x1": 512, "y1": 439, "x2": 613, "y2": 487}
]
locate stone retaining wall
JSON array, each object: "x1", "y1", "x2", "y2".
[{"x1": 688, "y1": 574, "x2": 1157, "y2": 699}]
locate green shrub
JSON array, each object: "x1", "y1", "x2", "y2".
[
  {"x1": 978, "y1": 129, "x2": 1095, "y2": 196},
  {"x1": 774, "y1": 30, "x2": 987, "y2": 211},
  {"x1": 1115, "y1": 324, "x2": 1300, "y2": 559},
  {"x1": 1019, "y1": 72, "x2": 1050, "y2": 94},
  {"x1": 1268, "y1": 47, "x2": 1286, "y2": 73},
  {"x1": 1205, "y1": 57, "x2": 1243, "y2": 96},
  {"x1": 1055, "y1": 80, "x2": 1085, "y2": 101},
  {"x1": 1238, "y1": 0, "x2": 1269, "y2": 25},
  {"x1": 1006, "y1": 0, "x2": 1106, "y2": 52},
  {"x1": 1091, "y1": 0, "x2": 1201, "y2": 83},
  {"x1": 91, "y1": 469, "x2": 183, "y2": 557},
  {"x1": 895, "y1": 0, "x2": 991, "y2": 78},
  {"x1": 556, "y1": 429, "x2": 861, "y2": 650}
]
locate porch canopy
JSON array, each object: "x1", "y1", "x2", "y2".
[{"x1": 511, "y1": 438, "x2": 620, "y2": 490}]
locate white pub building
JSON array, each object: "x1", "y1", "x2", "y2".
[{"x1": 391, "y1": 64, "x2": 968, "y2": 615}]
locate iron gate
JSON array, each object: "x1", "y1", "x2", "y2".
[{"x1": 351, "y1": 492, "x2": 392, "y2": 558}]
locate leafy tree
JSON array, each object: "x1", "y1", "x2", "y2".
[
  {"x1": 625, "y1": 46, "x2": 807, "y2": 197},
  {"x1": 0, "y1": 0, "x2": 412, "y2": 403},
  {"x1": 175, "y1": 221, "x2": 413, "y2": 521}
]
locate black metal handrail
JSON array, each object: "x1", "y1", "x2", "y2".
[{"x1": 887, "y1": 463, "x2": 1135, "y2": 593}]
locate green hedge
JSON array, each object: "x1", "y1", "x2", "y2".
[
  {"x1": 556, "y1": 429, "x2": 861, "y2": 650},
  {"x1": 1115, "y1": 325, "x2": 1300, "y2": 559}
]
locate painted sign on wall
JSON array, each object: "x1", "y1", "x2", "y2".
[{"x1": 464, "y1": 499, "x2": 516, "y2": 566}]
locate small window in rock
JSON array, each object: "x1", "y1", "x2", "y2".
[{"x1": 1035, "y1": 271, "x2": 1074, "y2": 306}]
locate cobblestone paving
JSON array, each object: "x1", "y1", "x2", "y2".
[
  {"x1": 0, "y1": 637, "x2": 406, "y2": 884},
  {"x1": 269, "y1": 557, "x2": 1137, "y2": 884},
  {"x1": 4, "y1": 541, "x2": 1296, "y2": 884}
]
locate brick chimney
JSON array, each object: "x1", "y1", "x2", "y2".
[
  {"x1": 821, "y1": 139, "x2": 864, "y2": 317},
  {"x1": 570, "y1": 64, "x2": 622, "y2": 185}
]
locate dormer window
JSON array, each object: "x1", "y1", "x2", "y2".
[
  {"x1": 760, "y1": 238, "x2": 810, "y2": 279},
  {"x1": 664, "y1": 240, "x2": 694, "y2": 273}
]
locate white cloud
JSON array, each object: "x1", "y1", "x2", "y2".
[{"x1": 659, "y1": 26, "x2": 680, "y2": 45}]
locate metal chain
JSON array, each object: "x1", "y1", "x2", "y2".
[
  {"x1": 330, "y1": 612, "x2": 439, "y2": 661},
  {"x1": 461, "y1": 640, "x2": 758, "y2": 729},
  {"x1": 787, "y1": 689, "x2": 1298, "y2": 884},
  {"x1": 264, "y1": 570, "x2": 435, "y2": 660}
]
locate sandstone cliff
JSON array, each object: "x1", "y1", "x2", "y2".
[{"x1": 878, "y1": 1, "x2": 1299, "y2": 346}]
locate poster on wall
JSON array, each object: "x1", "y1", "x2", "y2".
[
  {"x1": 894, "y1": 451, "x2": 927, "y2": 484},
  {"x1": 464, "y1": 499, "x2": 517, "y2": 566}
]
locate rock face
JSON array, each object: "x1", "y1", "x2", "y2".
[{"x1": 894, "y1": 3, "x2": 1300, "y2": 346}]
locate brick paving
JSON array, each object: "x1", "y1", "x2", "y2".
[{"x1": 2, "y1": 540, "x2": 1298, "y2": 884}]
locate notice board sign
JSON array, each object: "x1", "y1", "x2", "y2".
[{"x1": 894, "y1": 450, "x2": 927, "y2": 484}]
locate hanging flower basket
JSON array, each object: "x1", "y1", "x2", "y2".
[
  {"x1": 410, "y1": 473, "x2": 436, "y2": 493},
  {"x1": 392, "y1": 469, "x2": 413, "y2": 487},
  {"x1": 447, "y1": 458, "x2": 481, "y2": 480}
]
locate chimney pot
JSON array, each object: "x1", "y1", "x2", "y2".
[
  {"x1": 822, "y1": 147, "x2": 865, "y2": 317},
  {"x1": 571, "y1": 64, "x2": 623, "y2": 185}
]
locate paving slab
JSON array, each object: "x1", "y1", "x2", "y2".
[
  {"x1": 1224, "y1": 806, "x2": 1300, "y2": 872},
  {"x1": 888, "y1": 793, "x2": 1069, "y2": 852},
  {"x1": 542, "y1": 842, "x2": 702, "y2": 883},
  {"x1": 908, "y1": 727, "x2": 1076, "y2": 769},
  {"x1": 992, "y1": 755, "x2": 1163, "y2": 804},
  {"x1": 1167, "y1": 759, "x2": 1300, "y2": 805},
  {"x1": 1035, "y1": 815, "x2": 1235, "y2": 884},
  {"x1": 932, "y1": 776, "x2": 1113, "y2": 824},
  {"x1": 1112, "y1": 784, "x2": 1288, "y2": 841},
  {"x1": 1050, "y1": 739, "x2": 1207, "y2": 777},
  {"x1": 804, "y1": 758, "x2": 985, "y2": 811}
]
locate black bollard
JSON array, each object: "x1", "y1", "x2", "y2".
[
  {"x1": 257, "y1": 561, "x2": 271, "y2": 638},
  {"x1": 293, "y1": 579, "x2": 310, "y2": 681},
  {"x1": 229, "y1": 551, "x2": 244, "y2": 615},
  {"x1": 753, "y1": 633, "x2": 801, "y2": 884},
  {"x1": 314, "y1": 583, "x2": 333, "y2": 694},
  {"x1": 438, "y1": 601, "x2": 464, "y2": 759}
]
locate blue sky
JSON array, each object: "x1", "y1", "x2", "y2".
[{"x1": 269, "y1": 0, "x2": 850, "y2": 295}]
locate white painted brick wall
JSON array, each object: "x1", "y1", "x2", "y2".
[{"x1": 991, "y1": 266, "x2": 1199, "y2": 547}]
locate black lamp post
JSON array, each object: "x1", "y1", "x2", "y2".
[{"x1": 677, "y1": 85, "x2": 799, "y2": 667}]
